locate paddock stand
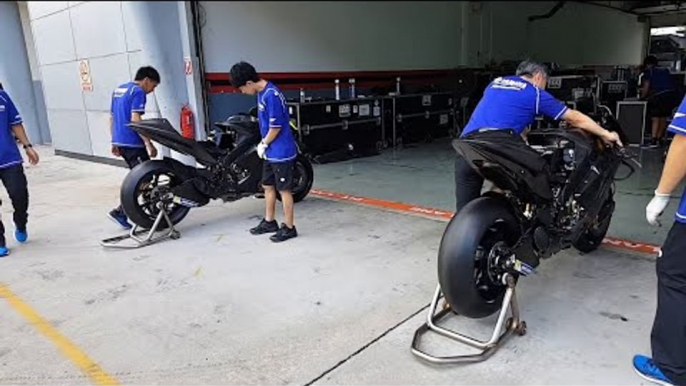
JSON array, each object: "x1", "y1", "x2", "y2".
[
  {"x1": 411, "y1": 274, "x2": 527, "y2": 364},
  {"x1": 101, "y1": 205, "x2": 180, "y2": 249}
]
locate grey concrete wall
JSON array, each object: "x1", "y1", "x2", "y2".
[
  {"x1": 0, "y1": 2, "x2": 43, "y2": 145},
  {"x1": 467, "y1": 2, "x2": 647, "y2": 67},
  {"x1": 526, "y1": 2, "x2": 648, "y2": 66},
  {"x1": 199, "y1": 1, "x2": 465, "y2": 72},
  {"x1": 200, "y1": 1, "x2": 647, "y2": 71},
  {"x1": 18, "y1": 1, "x2": 51, "y2": 144}
]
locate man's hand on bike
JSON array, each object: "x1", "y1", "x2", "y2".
[{"x1": 602, "y1": 131, "x2": 623, "y2": 148}]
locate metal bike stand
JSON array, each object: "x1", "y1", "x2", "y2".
[
  {"x1": 101, "y1": 205, "x2": 180, "y2": 249},
  {"x1": 411, "y1": 275, "x2": 527, "y2": 364}
]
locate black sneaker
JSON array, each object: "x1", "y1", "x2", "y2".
[
  {"x1": 270, "y1": 224, "x2": 298, "y2": 243},
  {"x1": 250, "y1": 219, "x2": 279, "y2": 235}
]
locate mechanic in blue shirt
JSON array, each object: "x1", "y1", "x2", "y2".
[
  {"x1": 638, "y1": 94, "x2": 686, "y2": 386},
  {"x1": 107, "y1": 66, "x2": 160, "y2": 229},
  {"x1": 455, "y1": 60, "x2": 622, "y2": 213},
  {"x1": 229, "y1": 61, "x2": 298, "y2": 243},
  {"x1": 0, "y1": 89, "x2": 40, "y2": 257},
  {"x1": 640, "y1": 55, "x2": 677, "y2": 148}
]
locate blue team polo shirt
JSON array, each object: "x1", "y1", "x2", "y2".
[
  {"x1": 643, "y1": 67, "x2": 675, "y2": 94},
  {"x1": 666, "y1": 97, "x2": 686, "y2": 223},
  {"x1": 462, "y1": 76, "x2": 568, "y2": 137},
  {"x1": 257, "y1": 82, "x2": 297, "y2": 163},
  {"x1": 111, "y1": 82, "x2": 147, "y2": 148},
  {"x1": 0, "y1": 91, "x2": 24, "y2": 169}
]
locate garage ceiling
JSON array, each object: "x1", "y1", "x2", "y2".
[{"x1": 584, "y1": 1, "x2": 686, "y2": 15}]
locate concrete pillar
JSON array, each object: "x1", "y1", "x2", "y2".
[
  {"x1": 124, "y1": 1, "x2": 194, "y2": 165},
  {"x1": 0, "y1": 1, "x2": 42, "y2": 144},
  {"x1": 178, "y1": 1, "x2": 207, "y2": 141}
]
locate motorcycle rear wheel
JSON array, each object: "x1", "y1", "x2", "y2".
[
  {"x1": 277, "y1": 154, "x2": 314, "y2": 203},
  {"x1": 121, "y1": 160, "x2": 191, "y2": 230},
  {"x1": 438, "y1": 197, "x2": 521, "y2": 319}
]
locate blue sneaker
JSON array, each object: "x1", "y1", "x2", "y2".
[
  {"x1": 108, "y1": 210, "x2": 132, "y2": 230},
  {"x1": 0, "y1": 246, "x2": 8, "y2": 257},
  {"x1": 15, "y1": 228, "x2": 27, "y2": 243},
  {"x1": 633, "y1": 355, "x2": 674, "y2": 386}
]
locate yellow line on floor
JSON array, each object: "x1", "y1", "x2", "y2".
[{"x1": 0, "y1": 283, "x2": 119, "y2": 385}]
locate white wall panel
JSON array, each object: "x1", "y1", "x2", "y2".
[
  {"x1": 32, "y1": 10, "x2": 76, "y2": 65},
  {"x1": 47, "y1": 109, "x2": 92, "y2": 154},
  {"x1": 40, "y1": 62, "x2": 84, "y2": 111},
  {"x1": 70, "y1": 1, "x2": 127, "y2": 59},
  {"x1": 27, "y1": 2, "x2": 69, "y2": 20},
  {"x1": 86, "y1": 111, "x2": 114, "y2": 158},
  {"x1": 121, "y1": 2, "x2": 143, "y2": 52}
]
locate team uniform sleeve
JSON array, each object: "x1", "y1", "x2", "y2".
[
  {"x1": 5, "y1": 93, "x2": 22, "y2": 125},
  {"x1": 266, "y1": 91, "x2": 287, "y2": 129},
  {"x1": 537, "y1": 89, "x2": 568, "y2": 120},
  {"x1": 668, "y1": 96, "x2": 686, "y2": 136},
  {"x1": 131, "y1": 88, "x2": 147, "y2": 114}
]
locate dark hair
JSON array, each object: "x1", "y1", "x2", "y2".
[
  {"x1": 230, "y1": 61, "x2": 260, "y2": 88},
  {"x1": 135, "y1": 66, "x2": 161, "y2": 83},
  {"x1": 644, "y1": 55, "x2": 658, "y2": 66},
  {"x1": 516, "y1": 60, "x2": 549, "y2": 78}
]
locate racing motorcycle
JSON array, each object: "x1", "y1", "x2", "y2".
[
  {"x1": 120, "y1": 111, "x2": 314, "y2": 229},
  {"x1": 439, "y1": 108, "x2": 636, "y2": 318}
]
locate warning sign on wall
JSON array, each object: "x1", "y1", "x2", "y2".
[
  {"x1": 79, "y1": 60, "x2": 93, "y2": 92},
  {"x1": 184, "y1": 57, "x2": 193, "y2": 75}
]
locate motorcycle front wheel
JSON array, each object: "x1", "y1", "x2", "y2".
[
  {"x1": 573, "y1": 196, "x2": 615, "y2": 253},
  {"x1": 120, "y1": 160, "x2": 191, "y2": 230},
  {"x1": 438, "y1": 197, "x2": 521, "y2": 319}
]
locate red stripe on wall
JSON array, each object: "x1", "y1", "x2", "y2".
[
  {"x1": 205, "y1": 69, "x2": 462, "y2": 94},
  {"x1": 206, "y1": 69, "x2": 459, "y2": 82}
]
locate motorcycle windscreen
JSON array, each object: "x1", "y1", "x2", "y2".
[
  {"x1": 128, "y1": 119, "x2": 218, "y2": 165},
  {"x1": 454, "y1": 138, "x2": 553, "y2": 201}
]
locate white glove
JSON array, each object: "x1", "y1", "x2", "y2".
[
  {"x1": 646, "y1": 191, "x2": 671, "y2": 227},
  {"x1": 257, "y1": 141, "x2": 268, "y2": 160}
]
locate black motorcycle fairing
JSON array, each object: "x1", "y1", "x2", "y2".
[
  {"x1": 156, "y1": 156, "x2": 202, "y2": 181},
  {"x1": 533, "y1": 128, "x2": 622, "y2": 224},
  {"x1": 149, "y1": 157, "x2": 211, "y2": 204},
  {"x1": 213, "y1": 118, "x2": 262, "y2": 167},
  {"x1": 128, "y1": 119, "x2": 219, "y2": 166},
  {"x1": 229, "y1": 150, "x2": 263, "y2": 194},
  {"x1": 453, "y1": 132, "x2": 553, "y2": 201}
]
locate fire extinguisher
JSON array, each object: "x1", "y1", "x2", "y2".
[{"x1": 180, "y1": 104, "x2": 194, "y2": 139}]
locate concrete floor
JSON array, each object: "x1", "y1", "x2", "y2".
[
  {"x1": 314, "y1": 139, "x2": 682, "y2": 245},
  {"x1": 0, "y1": 148, "x2": 661, "y2": 385}
]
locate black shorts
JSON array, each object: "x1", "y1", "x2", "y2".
[
  {"x1": 262, "y1": 161, "x2": 294, "y2": 192},
  {"x1": 648, "y1": 90, "x2": 678, "y2": 118},
  {"x1": 118, "y1": 146, "x2": 150, "y2": 169}
]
